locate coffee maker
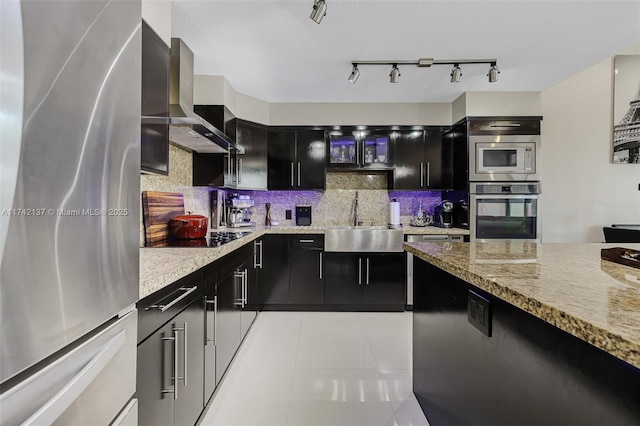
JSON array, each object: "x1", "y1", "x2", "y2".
[
  {"x1": 433, "y1": 200, "x2": 454, "y2": 228},
  {"x1": 452, "y1": 199, "x2": 469, "y2": 229},
  {"x1": 227, "y1": 194, "x2": 255, "y2": 228}
]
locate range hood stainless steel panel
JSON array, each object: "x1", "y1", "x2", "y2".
[{"x1": 168, "y1": 38, "x2": 242, "y2": 154}]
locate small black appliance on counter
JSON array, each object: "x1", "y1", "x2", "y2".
[
  {"x1": 433, "y1": 200, "x2": 454, "y2": 228},
  {"x1": 296, "y1": 205, "x2": 312, "y2": 226},
  {"x1": 452, "y1": 199, "x2": 469, "y2": 229}
]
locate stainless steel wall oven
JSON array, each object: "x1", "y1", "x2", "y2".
[{"x1": 470, "y1": 182, "x2": 541, "y2": 242}]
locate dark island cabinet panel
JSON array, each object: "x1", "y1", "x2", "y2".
[
  {"x1": 413, "y1": 259, "x2": 640, "y2": 426},
  {"x1": 141, "y1": 20, "x2": 169, "y2": 175},
  {"x1": 324, "y1": 253, "x2": 362, "y2": 305}
]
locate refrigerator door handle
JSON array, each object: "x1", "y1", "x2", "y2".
[{"x1": 22, "y1": 331, "x2": 126, "y2": 426}]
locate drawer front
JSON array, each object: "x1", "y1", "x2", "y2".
[{"x1": 289, "y1": 234, "x2": 324, "y2": 249}]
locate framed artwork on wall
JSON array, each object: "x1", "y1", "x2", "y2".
[{"x1": 612, "y1": 55, "x2": 640, "y2": 164}]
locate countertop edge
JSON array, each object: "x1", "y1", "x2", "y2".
[{"x1": 403, "y1": 243, "x2": 640, "y2": 370}]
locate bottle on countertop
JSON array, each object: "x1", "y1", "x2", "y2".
[{"x1": 265, "y1": 202, "x2": 272, "y2": 226}]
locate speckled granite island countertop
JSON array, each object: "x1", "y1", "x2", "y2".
[
  {"x1": 140, "y1": 225, "x2": 468, "y2": 299},
  {"x1": 404, "y1": 241, "x2": 640, "y2": 369}
]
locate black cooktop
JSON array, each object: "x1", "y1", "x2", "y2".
[{"x1": 144, "y1": 231, "x2": 253, "y2": 248}]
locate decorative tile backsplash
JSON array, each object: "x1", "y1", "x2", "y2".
[{"x1": 140, "y1": 146, "x2": 445, "y2": 244}]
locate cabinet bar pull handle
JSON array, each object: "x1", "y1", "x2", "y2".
[
  {"x1": 299, "y1": 239, "x2": 314, "y2": 243},
  {"x1": 183, "y1": 322, "x2": 188, "y2": 387},
  {"x1": 291, "y1": 162, "x2": 294, "y2": 187},
  {"x1": 366, "y1": 258, "x2": 370, "y2": 285},
  {"x1": 238, "y1": 158, "x2": 243, "y2": 184},
  {"x1": 205, "y1": 300, "x2": 215, "y2": 343},
  {"x1": 319, "y1": 252, "x2": 323, "y2": 280},
  {"x1": 297, "y1": 162, "x2": 301, "y2": 187},
  {"x1": 358, "y1": 258, "x2": 362, "y2": 285},
  {"x1": 420, "y1": 163, "x2": 424, "y2": 187},
  {"x1": 148, "y1": 286, "x2": 198, "y2": 312},
  {"x1": 490, "y1": 123, "x2": 521, "y2": 127},
  {"x1": 426, "y1": 162, "x2": 430, "y2": 187},
  {"x1": 254, "y1": 240, "x2": 263, "y2": 268},
  {"x1": 234, "y1": 271, "x2": 244, "y2": 306},
  {"x1": 161, "y1": 332, "x2": 177, "y2": 399},
  {"x1": 214, "y1": 295, "x2": 217, "y2": 345},
  {"x1": 244, "y1": 270, "x2": 248, "y2": 306}
]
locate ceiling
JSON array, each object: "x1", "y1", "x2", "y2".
[{"x1": 171, "y1": 1, "x2": 640, "y2": 104}]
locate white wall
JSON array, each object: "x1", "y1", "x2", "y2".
[
  {"x1": 269, "y1": 102, "x2": 451, "y2": 126},
  {"x1": 452, "y1": 93, "x2": 467, "y2": 123},
  {"x1": 464, "y1": 92, "x2": 541, "y2": 117},
  {"x1": 142, "y1": 0, "x2": 171, "y2": 46},
  {"x1": 540, "y1": 55, "x2": 640, "y2": 242}
]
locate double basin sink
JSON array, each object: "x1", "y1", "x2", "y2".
[{"x1": 324, "y1": 226, "x2": 404, "y2": 253}]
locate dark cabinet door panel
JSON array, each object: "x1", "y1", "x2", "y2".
[
  {"x1": 296, "y1": 130, "x2": 326, "y2": 189},
  {"x1": 268, "y1": 130, "x2": 296, "y2": 189},
  {"x1": 424, "y1": 128, "x2": 452, "y2": 190},
  {"x1": 393, "y1": 130, "x2": 424, "y2": 189},
  {"x1": 289, "y1": 249, "x2": 324, "y2": 304},
  {"x1": 215, "y1": 271, "x2": 241, "y2": 385},
  {"x1": 174, "y1": 299, "x2": 205, "y2": 426},
  {"x1": 137, "y1": 322, "x2": 175, "y2": 426},
  {"x1": 236, "y1": 120, "x2": 268, "y2": 189},
  {"x1": 364, "y1": 254, "x2": 404, "y2": 305},
  {"x1": 324, "y1": 253, "x2": 363, "y2": 304},
  {"x1": 260, "y1": 235, "x2": 290, "y2": 304}
]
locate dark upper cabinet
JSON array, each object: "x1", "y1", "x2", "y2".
[
  {"x1": 392, "y1": 127, "x2": 452, "y2": 190},
  {"x1": 234, "y1": 120, "x2": 268, "y2": 189},
  {"x1": 267, "y1": 129, "x2": 325, "y2": 190},
  {"x1": 141, "y1": 20, "x2": 169, "y2": 175},
  {"x1": 327, "y1": 129, "x2": 394, "y2": 169},
  {"x1": 450, "y1": 121, "x2": 469, "y2": 191}
]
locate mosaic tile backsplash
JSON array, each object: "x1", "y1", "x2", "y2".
[{"x1": 140, "y1": 146, "x2": 447, "y2": 244}]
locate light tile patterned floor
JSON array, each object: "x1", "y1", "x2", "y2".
[{"x1": 200, "y1": 311, "x2": 430, "y2": 426}]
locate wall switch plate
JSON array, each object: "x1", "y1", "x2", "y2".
[
  {"x1": 468, "y1": 290, "x2": 491, "y2": 337},
  {"x1": 285, "y1": 209, "x2": 292, "y2": 220}
]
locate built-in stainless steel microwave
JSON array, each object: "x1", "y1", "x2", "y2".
[{"x1": 469, "y1": 135, "x2": 540, "y2": 181}]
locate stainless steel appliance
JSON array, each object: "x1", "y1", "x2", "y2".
[
  {"x1": 470, "y1": 182, "x2": 541, "y2": 242},
  {"x1": 405, "y1": 234, "x2": 465, "y2": 306},
  {"x1": 210, "y1": 189, "x2": 227, "y2": 229},
  {"x1": 295, "y1": 205, "x2": 312, "y2": 226},
  {"x1": 1, "y1": 1, "x2": 140, "y2": 424},
  {"x1": 469, "y1": 135, "x2": 540, "y2": 181},
  {"x1": 227, "y1": 195, "x2": 255, "y2": 228}
]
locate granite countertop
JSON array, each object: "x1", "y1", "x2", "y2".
[
  {"x1": 140, "y1": 225, "x2": 469, "y2": 299},
  {"x1": 404, "y1": 241, "x2": 640, "y2": 369}
]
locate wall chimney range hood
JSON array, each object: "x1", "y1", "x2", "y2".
[{"x1": 166, "y1": 38, "x2": 243, "y2": 154}]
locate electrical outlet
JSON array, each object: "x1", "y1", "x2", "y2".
[
  {"x1": 468, "y1": 291, "x2": 491, "y2": 337},
  {"x1": 285, "y1": 209, "x2": 292, "y2": 220}
]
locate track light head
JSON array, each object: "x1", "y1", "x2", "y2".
[
  {"x1": 389, "y1": 65, "x2": 400, "y2": 83},
  {"x1": 450, "y1": 64, "x2": 462, "y2": 83},
  {"x1": 310, "y1": 0, "x2": 327, "y2": 24},
  {"x1": 487, "y1": 63, "x2": 499, "y2": 83},
  {"x1": 348, "y1": 64, "x2": 360, "y2": 84}
]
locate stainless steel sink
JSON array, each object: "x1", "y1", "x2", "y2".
[{"x1": 324, "y1": 226, "x2": 404, "y2": 252}]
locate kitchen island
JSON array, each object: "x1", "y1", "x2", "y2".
[{"x1": 405, "y1": 241, "x2": 640, "y2": 426}]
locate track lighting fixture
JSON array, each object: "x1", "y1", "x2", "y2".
[
  {"x1": 347, "y1": 58, "x2": 498, "y2": 84},
  {"x1": 310, "y1": 0, "x2": 326, "y2": 24},
  {"x1": 348, "y1": 64, "x2": 360, "y2": 83},
  {"x1": 450, "y1": 64, "x2": 462, "y2": 83},
  {"x1": 487, "y1": 63, "x2": 500, "y2": 83},
  {"x1": 389, "y1": 65, "x2": 400, "y2": 83}
]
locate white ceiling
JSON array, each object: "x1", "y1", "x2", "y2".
[{"x1": 171, "y1": 0, "x2": 640, "y2": 103}]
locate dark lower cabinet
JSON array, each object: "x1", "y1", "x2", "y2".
[
  {"x1": 289, "y1": 235, "x2": 324, "y2": 304},
  {"x1": 136, "y1": 271, "x2": 204, "y2": 426},
  {"x1": 259, "y1": 235, "x2": 289, "y2": 304},
  {"x1": 324, "y1": 253, "x2": 404, "y2": 310},
  {"x1": 413, "y1": 259, "x2": 640, "y2": 426},
  {"x1": 214, "y1": 265, "x2": 242, "y2": 386}
]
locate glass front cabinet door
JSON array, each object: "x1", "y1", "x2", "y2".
[{"x1": 328, "y1": 131, "x2": 393, "y2": 168}]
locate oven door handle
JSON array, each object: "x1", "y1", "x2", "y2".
[{"x1": 473, "y1": 194, "x2": 539, "y2": 200}]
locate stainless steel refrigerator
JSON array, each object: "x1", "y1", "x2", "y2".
[{"x1": 0, "y1": 0, "x2": 141, "y2": 424}]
